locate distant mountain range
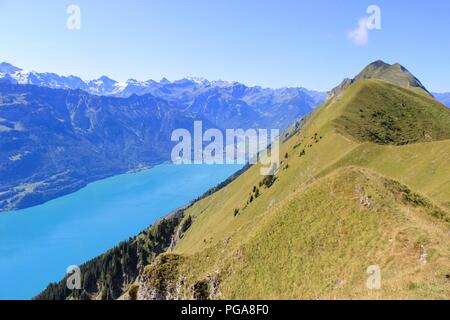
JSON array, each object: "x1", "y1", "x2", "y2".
[
  {"x1": 2, "y1": 61, "x2": 447, "y2": 108},
  {"x1": 0, "y1": 62, "x2": 325, "y2": 129},
  {"x1": 0, "y1": 62, "x2": 326, "y2": 212},
  {"x1": 432, "y1": 92, "x2": 450, "y2": 107}
]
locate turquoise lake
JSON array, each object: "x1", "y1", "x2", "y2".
[{"x1": 0, "y1": 164, "x2": 242, "y2": 300}]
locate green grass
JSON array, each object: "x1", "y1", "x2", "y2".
[
  {"x1": 165, "y1": 168, "x2": 450, "y2": 299},
  {"x1": 320, "y1": 140, "x2": 450, "y2": 210},
  {"x1": 217, "y1": 168, "x2": 450, "y2": 299},
  {"x1": 139, "y1": 78, "x2": 450, "y2": 300},
  {"x1": 333, "y1": 80, "x2": 450, "y2": 145}
]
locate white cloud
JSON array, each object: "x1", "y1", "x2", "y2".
[{"x1": 348, "y1": 18, "x2": 369, "y2": 46}]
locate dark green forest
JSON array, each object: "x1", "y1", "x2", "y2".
[{"x1": 34, "y1": 211, "x2": 184, "y2": 300}]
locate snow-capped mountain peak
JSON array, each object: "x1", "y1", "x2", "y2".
[
  {"x1": 159, "y1": 77, "x2": 171, "y2": 85},
  {"x1": 0, "y1": 62, "x2": 334, "y2": 109},
  {"x1": 185, "y1": 77, "x2": 210, "y2": 85}
]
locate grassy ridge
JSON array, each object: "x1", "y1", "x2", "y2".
[
  {"x1": 320, "y1": 140, "x2": 450, "y2": 210},
  {"x1": 214, "y1": 168, "x2": 450, "y2": 299},
  {"x1": 162, "y1": 79, "x2": 450, "y2": 299},
  {"x1": 37, "y1": 67, "x2": 450, "y2": 300},
  {"x1": 155, "y1": 167, "x2": 449, "y2": 299}
]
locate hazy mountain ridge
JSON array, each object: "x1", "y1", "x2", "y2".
[
  {"x1": 0, "y1": 62, "x2": 325, "y2": 131},
  {"x1": 0, "y1": 62, "x2": 324, "y2": 106},
  {"x1": 432, "y1": 92, "x2": 450, "y2": 107}
]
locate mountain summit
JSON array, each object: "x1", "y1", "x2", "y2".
[{"x1": 328, "y1": 60, "x2": 431, "y2": 99}]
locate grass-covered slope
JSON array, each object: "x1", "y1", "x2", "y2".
[
  {"x1": 191, "y1": 167, "x2": 450, "y2": 299},
  {"x1": 148, "y1": 77, "x2": 450, "y2": 300},
  {"x1": 332, "y1": 80, "x2": 450, "y2": 145},
  {"x1": 321, "y1": 140, "x2": 450, "y2": 210},
  {"x1": 137, "y1": 167, "x2": 449, "y2": 300},
  {"x1": 37, "y1": 62, "x2": 450, "y2": 300}
]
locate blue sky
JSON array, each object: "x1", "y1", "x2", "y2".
[{"x1": 0, "y1": 0, "x2": 449, "y2": 92}]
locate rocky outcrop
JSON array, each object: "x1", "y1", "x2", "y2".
[
  {"x1": 136, "y1": 254, "x2": 222, "y2": 301},
  {"x1": 327, "y1": 60, "x2": 432, "y2": 99}
]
